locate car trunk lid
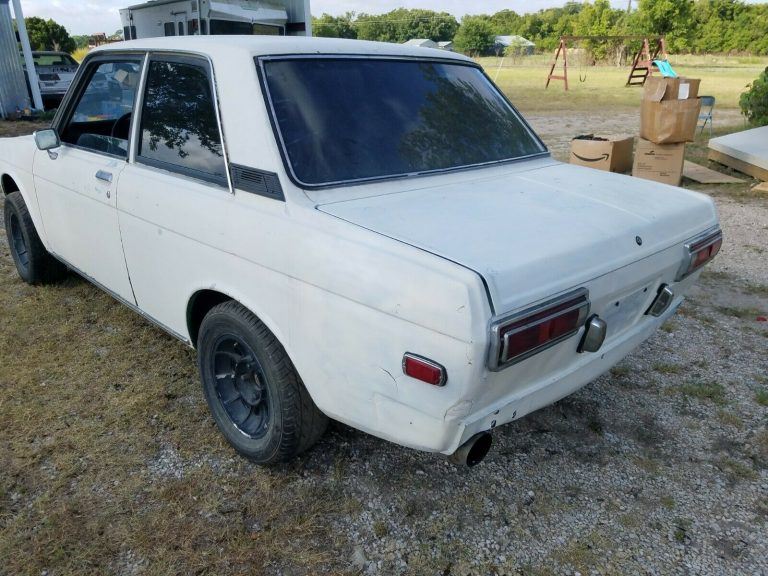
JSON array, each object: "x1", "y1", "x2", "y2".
[{"x1": 316, "y1": 161, "x2": 717, "y2": 314}]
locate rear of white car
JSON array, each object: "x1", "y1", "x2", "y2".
[
  {"x1": 256, "y1": 47, "x2": 721, "y2": 460},
  {"x1": 314, "y1": 162, "x2": 720, "y2": 457}
]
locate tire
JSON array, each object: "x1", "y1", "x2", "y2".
[
  {"x1": 197, "y1": 301, "x2": 328, "y2": 463},
  {"x1": 3, "y1": 191, "x2": 67, "y2": 284}
]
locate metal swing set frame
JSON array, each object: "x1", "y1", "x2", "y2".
[{"x1": 545, "y1": 35, "x2": 668, "y2": 91}]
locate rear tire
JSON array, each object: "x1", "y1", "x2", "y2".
[
  {"x1": 3, "y1": 191, "x2": 67, "y2": 284},
  {"x1": 197, "y1": 301, "x2": 327, "y2": 464}
]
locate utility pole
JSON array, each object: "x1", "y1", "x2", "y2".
[
  {"x1": 627, "y1": 0, "x2": 633, "y2": 12},
  {"x1": 12, "y1": 0, "x2": 43, "y2": 111}
]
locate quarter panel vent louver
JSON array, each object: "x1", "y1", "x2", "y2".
[{"x1": 230, "y1": 164, "x2": 285, "y2": 201}]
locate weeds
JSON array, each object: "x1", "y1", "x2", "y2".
[{"x1": 677, "y1": 381, "x2": 727, "y2": 405}]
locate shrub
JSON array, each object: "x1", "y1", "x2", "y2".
[{"x1": 739, "y1": 67, "x2": 768, "y2": 126}]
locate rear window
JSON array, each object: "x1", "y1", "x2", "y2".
[
  {"x1": 261, "y1": 58, "x2": 546, "y2": 187},
  {"x1": 32, "y1": 53, "x2": 78, "y2": 67}
]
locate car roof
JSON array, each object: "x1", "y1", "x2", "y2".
[{"x1": 92, "y1": 36, "x2": 473, "y2": 63}]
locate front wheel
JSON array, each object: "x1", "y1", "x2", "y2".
[
  {"x1": 197, "y1": 301, "x2": 327, "y2": 463},
  {"x1": 3, "y1": 191, "x2": 67, "y2": 284}
]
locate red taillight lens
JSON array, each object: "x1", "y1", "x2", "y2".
[
  {"x1": 493, "y1": 290, "x2": 590, "y2": 369},
  {"x1": 402, "y1": 354, "x2": 447, "y2": 386},
  {"x1": 677, "y1": 230, "x2": 722, "y2": 280}
]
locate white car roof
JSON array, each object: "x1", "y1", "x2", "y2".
[{"x1": 93, "y1": 36, "x2": 473, "y2": 63}]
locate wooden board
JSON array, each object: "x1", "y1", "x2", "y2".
[
  {"x1": 708, "y1": 149, "x2": 768, "y2": 182},
  {"x1": 682, "y1": 161, "x2": 744, "y2": 184},
  {"x1": 752, "y1": 182, "x2": 768, "y2": 193}
]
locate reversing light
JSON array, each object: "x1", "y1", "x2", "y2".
[
  {"x1": 489, "y1": 289, "x2": 590, "y2": 371},
  {"x1": 402, "y1": 353, "x2": 447, "y2": 386},
  {"x1": 676, "y1": 229, "x2": 722, "y2": 280}
]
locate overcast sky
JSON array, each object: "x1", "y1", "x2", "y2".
[{"x1": 11, "y1": 0, "x2": 765, "y2": 35}]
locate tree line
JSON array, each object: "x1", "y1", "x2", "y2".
[{"x1": 313, "y1": 0, "x2": 768, "y2": 56}]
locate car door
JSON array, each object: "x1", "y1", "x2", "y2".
[
  {"x1": 117, "y1": 53, "x2": 233, "y2": 336},
  {"x1": 33, "y1": 55, "x2": 143, "y2": 304}
]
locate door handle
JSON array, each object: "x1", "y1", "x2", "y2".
[{"x1": 95, "y1": 170, "x2": 113, "y2": 183}]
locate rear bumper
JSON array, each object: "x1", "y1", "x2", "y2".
[
  {"x1": 447, "y1": 296, "x2": 681, "y2": 453},
  {"x1": 371, "y1": 295, "x2": 680, "y2": 455}
]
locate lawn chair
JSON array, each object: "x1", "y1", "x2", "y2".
[{"x1": 699, "y1": 96, "x2": 715, "y2": 138}]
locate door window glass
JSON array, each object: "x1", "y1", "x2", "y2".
[
  {"x1": 138, "y1": 59, "x2": 227, "y2": 184},
  {"x1": 60, "y1": 60, "x2": 142, "y2": 158}
]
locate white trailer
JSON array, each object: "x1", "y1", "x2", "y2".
[{"x1": 119, "y1": 0, "x2": 311, "y2": 40}]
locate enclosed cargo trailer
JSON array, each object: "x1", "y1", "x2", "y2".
[{"x1": 120, "y1": 0, "x2": 311, "y2": 40}]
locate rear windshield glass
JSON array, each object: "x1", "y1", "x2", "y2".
[
  {"x1": 262, "y1": 58, "x2": 546, "y2": 186},
  {"x1": 32, "y1": 54, "x2": 78, "y2": 67}
]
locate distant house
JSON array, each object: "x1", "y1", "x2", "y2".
[
  {"x1": 403, "y1": 38, "x2": 438, "y2": 49},
  {"x1": 494, "y1": 35, "x2": 535, "y2": 56},
  {"x1": 437, "y1": 41, "x2": 453, "y2": 51}
]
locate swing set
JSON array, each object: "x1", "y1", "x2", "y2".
[{"x1": 545, "y1": 35, "x2": 668, "y2": 91}]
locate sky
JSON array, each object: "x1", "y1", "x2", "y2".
[{"x1": 10, "y1": 0, "x2": 765, "y2": 36}]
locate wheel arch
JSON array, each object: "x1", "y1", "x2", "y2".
[
  {"x1": 1, "y1": 173, "x2": 20, "y2": 195},
  {"x1": 186, "y1": 288, "x2": 291, "y2": 356}
]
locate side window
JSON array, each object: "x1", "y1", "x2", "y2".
[
  {"x1": 138, "y1": 58, "x2": 227, "y2": 185},
  {"x1": 60, "y1": 60, "x2": 142, "y2": 158},
  {"x1": 164, "y1": 22, "x2": 175, "y2": 36}
]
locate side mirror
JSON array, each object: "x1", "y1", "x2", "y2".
[{"x1": 34, "y1": 129, "x2": 60, "y2": 151}]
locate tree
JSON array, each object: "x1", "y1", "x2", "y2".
[
  {"x1": 355, "y1": 9, "x2": 457, "y2": 43},
  {"x1": 313, "y1": 13, "x2": 357, "y2": 39},
  {"x1": 71, "y1": 35, "x2": 90, "y2": 50},
  {"x1": 453, "y1": 17, "x2": 496, "y2": 56},
  {"x1": 636, "y1": 0, "x2": 695, "y2": 52},
  {"x1": 24, "y1": 16, "x2": 76, "y2": 53},
  {"x1": 740, "y1": 67, "x2": 768, "y2": 126}
]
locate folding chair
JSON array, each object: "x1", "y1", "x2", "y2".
[{"x1": 699, "y1": 96, "x2": 715, "y2": 138}]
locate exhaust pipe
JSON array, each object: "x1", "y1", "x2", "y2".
[{"x1": 448, "y1": 432, "x2": 492, "y2": 467}]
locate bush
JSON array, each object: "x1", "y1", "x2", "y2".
[{"x1": 740, "y1": 67, "x2": 768, "y2": 126}]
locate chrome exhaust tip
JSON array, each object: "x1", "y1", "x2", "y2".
[{"x1": 448, "y1": 432, "x2": 493, "y2": 467}]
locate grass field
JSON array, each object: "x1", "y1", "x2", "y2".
[{"x1": 477, "y1": 54, "x2": 768, "y2": 112}]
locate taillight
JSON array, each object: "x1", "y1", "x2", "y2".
[
  {"x1": 489, "y1": 289, "x2": 590, "y2": 371},
  {"x1": 676, "y1": 228, "x2": 722, "y2": 280},
  {"x1": 402, "y1": 353, "x2": 447, "y2": 386}
]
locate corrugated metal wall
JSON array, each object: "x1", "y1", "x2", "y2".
[{"x1": 0, "y1": 0, "x2": 29, "y2": 118}]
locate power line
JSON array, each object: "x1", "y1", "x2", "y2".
[{"x1": 313, "y1": 15, "x2": 457, "y2": 27}]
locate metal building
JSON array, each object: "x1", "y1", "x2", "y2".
[{"x1": 0, "y1": 0, "x2": 30, "y2": 118}]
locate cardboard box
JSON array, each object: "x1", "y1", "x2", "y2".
[
  {"x1": 632, "y1": 138, "x2": 686, "y2": 186},
  {"x1": 640, "y1": 75, "x2": 702, "y2": 144},
  {"x1": 640, "y1": 97, "x2": 702, "y2": 144},
  {"x1": 569, "y1": 135, "x2": 634, "y2": 173},
  {"x1": 644, "y1": 76, "x2": 701, "y2": 101}
]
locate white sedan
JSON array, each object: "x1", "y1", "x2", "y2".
[{"x1": 0, "y1": 37, "x2": 721, "y2": 466}]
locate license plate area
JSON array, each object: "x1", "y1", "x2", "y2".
[{"x1": 600, "y1": 283, "x2": 657, "y2": 342}]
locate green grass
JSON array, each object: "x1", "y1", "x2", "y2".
[
  {"x1": 716, "y1": 306, "x2": 764, "y2": 319},
  {"x1": 677, "y1": 381, "x2": 727, "y2": 405},
  {"x1": 477, "y1": 54, "x2": 768, "y2": 113},
  {"x1": 652, "y1": 362, "x2": 682, "y2": 375},
  {"x1": 756, "y1": 389, "x2": 768, "y2": 407}
]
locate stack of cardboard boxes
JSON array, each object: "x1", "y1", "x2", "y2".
[
  {"x1": 633, "y1": 76, "x2": 701, "y2": 186},
  {"x1": 569, "y1": 75, "x2": 702, "y2": 187}
]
